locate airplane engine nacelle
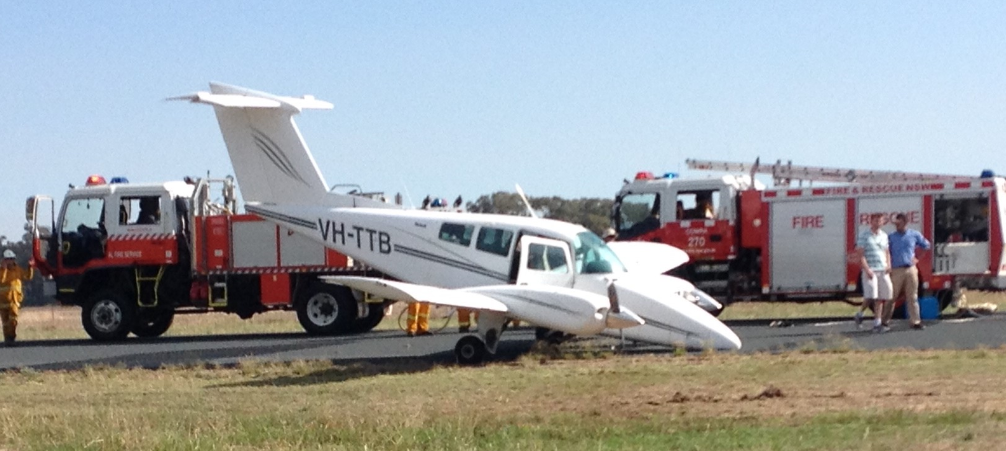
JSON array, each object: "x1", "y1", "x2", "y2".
[
  {"x1": 610, "y1": 276, "x2": 741, "y2": 350},
  {"x1": 465, "y1": 285, "x2": 614, "y2": 336}
]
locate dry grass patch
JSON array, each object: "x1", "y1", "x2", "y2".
[{"x1": 3, "y1": 350, "x2": 1006, "y2": 449}]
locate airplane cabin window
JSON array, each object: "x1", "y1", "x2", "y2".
[
  {"x1": 526, "y1": 243, "x2": 569, "y2": 273},
  {"x1": 439, "y1": 222, "x2": 474, "y2": 246},
  {"x1": 476, "y1": 227, "x2": 514, "y2": 256}
]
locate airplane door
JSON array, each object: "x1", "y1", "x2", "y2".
[{"x1": 516, "y1": 236, "x2": 575, "y2": 288}]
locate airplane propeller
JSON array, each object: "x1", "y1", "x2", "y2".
[
  {"x1": 514, "y1": 184, "x2": 537, "y2": 218},
  {"x1": 604, "y1": 279, "x2": 644, "y2": 329}
]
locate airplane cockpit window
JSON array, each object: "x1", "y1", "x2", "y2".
[
  {"x1": 526, "y1": 243, "x2": 570, "y2": 273},
  {"x1": 439, "y1": 222, "x2": 474, "y2": 246},
  {"x1": 574, "y1": 231, "x2": 626, "y2": 274},
  {"x1": 476, "y1": 227, "x2": 514, "y2": 257}
]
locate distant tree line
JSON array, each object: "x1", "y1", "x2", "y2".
[{"x1": 465, "y1": 192, "x2": 613, "y2": 235}]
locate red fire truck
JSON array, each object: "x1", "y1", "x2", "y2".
[
  {"x1": 25, "y1": 175, "x2": 387, "y2": 341},
  {"x1": 613, "y1": 159, "x2": 1006, "y2": 313}
]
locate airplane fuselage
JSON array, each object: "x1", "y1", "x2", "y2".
[{"x1": 249, "y1": 203, "x2": 741, "y2": 350}]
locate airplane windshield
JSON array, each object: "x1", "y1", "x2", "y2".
[{"x1": 573, "y1": 231, "x2": 626, "y2": 274}]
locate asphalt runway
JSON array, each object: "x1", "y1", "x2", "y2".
[{"x1": 2, "y1": 313, "x2": 1004, "y2": 371}]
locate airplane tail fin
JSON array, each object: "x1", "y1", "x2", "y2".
[{"x1": 173, "y1": 82, "x2": 376, "y2": 207}]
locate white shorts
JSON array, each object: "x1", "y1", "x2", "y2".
[{"x1": 861, "y1": 270, "x2": 892, "y2": 300}]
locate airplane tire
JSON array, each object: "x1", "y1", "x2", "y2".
[
  {"x1": 82, "y1": 290, "x2": 135, "y2": 341},
  {"x1": 534, "y1": 327, "x2": 551, "y2": 341},
  {"x1": 455, "y1": 335, "x2": 487, "y2": 365},
  {"x1": 348, "y1": 301, "x2": 390, "y2": 334},
  {"x1": 132, "y1": 309, "x2": 175, "y2": 338},
  {"x1": 296, "y1": 283, "x2": 357, "y2": 336}
]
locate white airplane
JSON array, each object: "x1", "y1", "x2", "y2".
[{"x1": 173, "y1": 83, "x2": 741, "y2": 364}]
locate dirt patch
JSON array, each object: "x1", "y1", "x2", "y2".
[{"x1": 741, "y1": 384, "x2": 785, "y2": 401}]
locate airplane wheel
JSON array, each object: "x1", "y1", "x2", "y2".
[
  {"x1": 348, "y1": 301, "x2": 389, "y2": 334},
  {"x1": 455, "y1": 335, "x2": 487, "y2": 365},
  {"x1": 535, "y1": 327, "x2": 551, "y2": 341}
]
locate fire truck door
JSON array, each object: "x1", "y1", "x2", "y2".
[{"x1": 25, "y1": 196, "x2": 55, "y2": 265}]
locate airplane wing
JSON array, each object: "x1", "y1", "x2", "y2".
[
  {"x1": 607, "y1": 241, "x2": 689, "y2": 274},
  {"x1": 324, "y1": 276, "x2": 644, "y2": 335},
  {"x1": 323, "y1": 276, "x2": 508, "y2": 313}
]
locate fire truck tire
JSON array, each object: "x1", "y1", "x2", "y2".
[
  {"x1": 82, "y1": 291, "x2": 136, "y2": 341},
  {"x1": 132, "y1": 309, "x2": 175, "y2": 338},
  {"x1": 349, "y1": 301, "x2": 389, "y2": 334},
  {"x1": 296, "y1": 283, "x2": 357, "y2": 335}
]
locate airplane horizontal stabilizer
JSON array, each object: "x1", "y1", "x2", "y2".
[
  {"x1": 323, "y1": 276, "x2": 509, "y2": 313},
  {"x1": 607, "y1": 241, "x2": 689, "y2": 274}
]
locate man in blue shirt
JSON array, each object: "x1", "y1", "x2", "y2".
[{"x1": 883, "y1": 212, "x2": 932, "y2": 330}]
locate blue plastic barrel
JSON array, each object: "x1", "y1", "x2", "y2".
[{"x1": 919, "y1": 296, "x2": 940, "y2": 320}]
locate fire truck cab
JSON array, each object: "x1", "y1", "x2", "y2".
[{"x1": 26, "y1": 175, "x2": 384, "y2": 341}]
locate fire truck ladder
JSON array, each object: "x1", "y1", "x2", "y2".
[
  {"x1": 134, "y1": 266, "x2": 166, "y2": 308},
  {"x1": 686, "y1": 158, "x2": 971, "y2": 187}
]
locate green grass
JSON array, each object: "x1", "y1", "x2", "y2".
[{"x1": 3, "y1": 350, "x2": 1006, "y2": 450}]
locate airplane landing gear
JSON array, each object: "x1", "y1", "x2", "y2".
[
  {"x1": 455, "y1": 335, "x2": 487, "y2": 365},
  {"x1": 454, "y1": 311, "x2": 507, "y2": 366}
]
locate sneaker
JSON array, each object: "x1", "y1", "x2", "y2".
[
  {"x1": 415, "y1": 331, "x2": 432, "y2": 336},
  {"x1": 882, "y1": 325, "x2": 891, "y2": 333},
  {"x1": 459, "y1": 325, "x2": 470, "y2": 333},
  {"x1": 911, "y1": 323, "x2": 925, "y2": 330},
  {"x1": 854, "y1": 311, "x2": 863, "y2": 329},
  {"x1": 871, "y1": 325, "x2": 882, "y2": 334}
]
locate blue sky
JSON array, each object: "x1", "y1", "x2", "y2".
[{"x1": 2, "y1": 1, "x2": 1005, "y2": 240}]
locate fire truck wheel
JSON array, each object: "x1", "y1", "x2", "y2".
[
  {"x1": 296, "y1": 283, "x2": 357, "y2": 335},
  {"x1": 349, "y1": 301, "x2": 390, "y2": 334},
  {"x1": 82, "y1": 291, "x2": 136, "y2": 341},
  {"x1": 132, "y1": 309, "x2": 175, "y2": 338}
]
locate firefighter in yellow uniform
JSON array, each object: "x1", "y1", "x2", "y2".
[
  {"x1": 406, "y1": 301, "x2": 430, "y2": 336},
  {"x1": 457, "y1": 308, "x2": 475, "y2": 333},
  {"x1": 1, "y1": 250, "x2": 33, "y2": 346}
]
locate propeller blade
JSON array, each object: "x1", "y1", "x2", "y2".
[
  {"x1": 514, "y1": 184, "x2": 537, "y2": 218},
  {"x1": 606, "y1": 279, "x2": 620, "y2": 314}
]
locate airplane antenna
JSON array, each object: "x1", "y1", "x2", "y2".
[
  {"x1": 514, "y1": 184, "x2": 537, "y2": 218},
  {"x1": 399, "y1": 179, "x2": 416, "y2": 209}
]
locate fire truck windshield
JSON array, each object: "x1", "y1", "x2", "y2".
[
  {"x1": 615, "y1": 193, "x2": 660, "y2": 238},
  {"x1": 573, "y1": 231, "x2": 626, "y2": 274}
]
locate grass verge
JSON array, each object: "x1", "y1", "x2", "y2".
[{"x1": 3, "y1": 349, "x2": 1006, "y2": 450}]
